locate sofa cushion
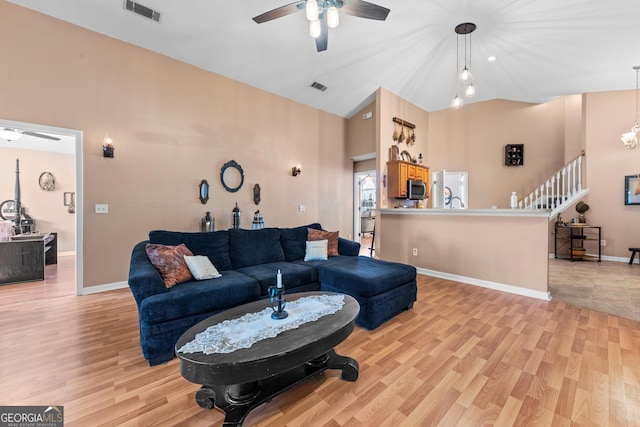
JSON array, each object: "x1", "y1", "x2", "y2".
[
  {"x1": 138, "y1": 270, "x2": 260, "y2": 323},
  {"x1": 280, "y1": 223, "x2": 322, "y2": 261},
  {"x1": 149, "y1": 230, "x2": 232, "y2": 272},
  {"x1": 236, "y1": 261, "x2": 318, "y2": 295},
  {"x1": 308, "y1": 228, "x2": 339, "y2": 257},
  {"x1": 145, "y1": 243, "x2": 194, "y2": 288},
  {"x1": 304, "y1": 239, "x2": 328, "y2": 261},
  {"x1": 312, "y1": 256, "x2": 417, "y2": 298},
  {"x1": 184, "y1": 255, "x2": 222, "y2": 280},
  {"x1": 229, "y1": 228, "x2": 285, "y2": 269}
]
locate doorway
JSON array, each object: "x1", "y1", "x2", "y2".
[
  {"x1": 0, "y1": 118, "x2": 83, "y2": 295},
  {"x1": 354, "y1": 170, "x2": 376, "y2": 256}
]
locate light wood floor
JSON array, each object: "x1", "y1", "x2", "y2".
[{"x1": 2, "y1": 256, "x2": 640, "y2": 426}]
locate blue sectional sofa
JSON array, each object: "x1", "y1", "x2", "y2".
[{"x1": 128, "y1": 223, "x2": 417, "y2": 365}]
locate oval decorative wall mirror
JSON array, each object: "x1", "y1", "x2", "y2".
[
  {"x1": 220, "y1": 160, "x2": 244, "y2": 193},
  {"x1": 199, "y1": 179, "x2": 209, "y2": 204}
]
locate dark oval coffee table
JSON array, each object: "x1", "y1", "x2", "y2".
[{"x1": 176, "y1": 291, "x2": 360, "y2": 426}]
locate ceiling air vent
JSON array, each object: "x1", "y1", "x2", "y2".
[
  {"x1": 311, "y1": 82, "x2": 328, "y2": 92},
  {"x1": 124, "y1": 0, "x2": 161, "y2": 22}
]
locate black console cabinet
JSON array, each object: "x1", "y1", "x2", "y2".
[{"x1": 0, "y1": 239, "x2": 45, "y2": 285}]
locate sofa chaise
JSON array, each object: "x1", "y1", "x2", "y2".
[{"x1": 128, "y1": 223, "x2": 417, "y2": 365}]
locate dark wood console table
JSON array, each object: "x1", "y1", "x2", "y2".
[
  {"x1": 0, "y1": 238, "x2": 45, "y2": 285},
  {"x1": 176, "y1": 292, "x2": 360, "y2": 426}
]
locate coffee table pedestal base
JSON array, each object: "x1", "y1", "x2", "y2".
[{"x1": 195, "y1": 349, "x2": 358, "y2": 426}]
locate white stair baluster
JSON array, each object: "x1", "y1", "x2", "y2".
[
  {"x1": 551, "y1": 176, "x2": 556, "y2": 209},
  {"x1": 572, "y1": 159, "x2": 577, "y2": 195},
  {"x1": 577, "y1": 156, "x2": 582, "y2": 192},
  {"x1": 561, "y1": 168, "x2": 566, "y2": 205}
]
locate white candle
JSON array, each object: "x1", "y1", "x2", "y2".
[{"x1": 276, "y1": 269, "x2": 283, "y2": 289}]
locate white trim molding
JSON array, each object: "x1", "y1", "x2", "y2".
[
  {"x1": 417, "y1": 268, "x2": 552, "y2": 301},
  {"x1": 80, "y1": 281, "x2": 128, "y2": 295}
]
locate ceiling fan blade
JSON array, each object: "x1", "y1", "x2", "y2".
[
  {"x1": 22, "y1": 131, "x2": 61, "y2": 141},
  {"x1": 315, "y1": 16, "x2": 329, "y2": 52},
  {"x1": 340, "y1": 0, "x2": 390, "y2": 20},
  {"x1": 253, "y1": 1, "x2": 305, "y2": 24}
]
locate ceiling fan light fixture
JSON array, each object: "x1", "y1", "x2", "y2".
[
  {"x1": 0, "y1": 129, "x2": 23, "y2": 142},
  {"x1": 306, "y1": 0, "x2": 319, "y2": 21},
  {"x1": 309, "y1": 19, "x2": 321, "y2": 38},
  {"x1": 327, "y1": 6, "x2": 339, "y2": 28}
]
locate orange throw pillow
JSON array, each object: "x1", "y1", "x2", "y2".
[
  {"x1": 308, "y1": 228, "x2": 339, "y2": 257},
  {"x1": 145, "y1": 243, "x2": 194, "y2": 288}
]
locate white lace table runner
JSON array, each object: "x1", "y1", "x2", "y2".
[{"x1": 178, "y1": 294, "x2": 345, "y2": 355}]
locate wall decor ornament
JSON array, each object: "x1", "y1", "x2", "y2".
[
  {"x1": 505, "y1": 144, "x2": 524, "y2": 166},
  {"x1": 253, "y1": 184, "x2": 261, "y2": 205},
  {"x1": 64, "y1": 192, "x2": 75, "y2": 214},
  {"x1": 220, "y1": 160, "x2": 244, "y2": 193},
  {"x1": 624, "y1": 175, "x2": 640, "y2": 205},
  {"x1": 38, "y1": 172, "x2": 55, "y2": 191},
  {"x1": 199, "y1": 180, "x2": 209, "y2": 204}
]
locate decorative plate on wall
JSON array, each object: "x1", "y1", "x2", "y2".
[{"x1": 39, "y1": 171, "x2": 55, "y2": 191}]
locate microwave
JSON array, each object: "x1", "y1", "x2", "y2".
[{"x1": 407, "y1": 179, "x2": 427, "y2": 200}]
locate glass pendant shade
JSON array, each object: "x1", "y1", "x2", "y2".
[
  {"x1": 621, "y1": 123, "x2": 640, "y2": 150},
  {"x1": 459, "y1": 66, "x2": 473, "y2": 82},
  {"x1": 622, "y1": 66, "x2": 640, "y2": 149},
  {"x1": 309, "y1": 19, "x2": 321, "y2": 38},
  {"x1": 306, "y1": 0, "x2": 319, "y2": 21},
  {"x1": 465, "y1": 83, "x2": 476, "y2": 98},
  {"x1": 327, "y1": 6, "x2": 339, "y2": 28},
  {"x1": 450, "y1": 95, "x2": 464, "y2": 109}
]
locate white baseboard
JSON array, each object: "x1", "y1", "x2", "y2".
[
  {"x1": 80, "y1": 281, "x2": 128, "y2": 295},
  {"x1": 416, "y1": 268, "x2": 551, "y2": 301}
]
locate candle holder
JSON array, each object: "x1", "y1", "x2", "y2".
[{"x1": 268, "y1": 285, "x2": 288, "y2": 320}]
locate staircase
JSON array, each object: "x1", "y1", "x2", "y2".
[{"x1": 515, "y1": 151, "x2": 589, "y2": 220}]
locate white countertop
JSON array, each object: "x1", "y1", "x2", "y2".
[{"x1": 378, "y1": 208, "x2": 551, "y2": 218}]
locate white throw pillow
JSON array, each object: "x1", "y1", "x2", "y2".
[
  {"x1": 304, "y1": 239, "x2": 328, "y2": 261},
  {"x1": 183, "y1": 255, "x2": 222, "y2": 280}
]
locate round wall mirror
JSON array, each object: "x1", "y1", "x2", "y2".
[{"x1": 220, "y1": 160, "x2": 244, "y2": 193}]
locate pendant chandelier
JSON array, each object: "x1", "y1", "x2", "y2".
[
  {"x1": 450, "y1": 22, "x2": 476, "y2": 110},
  {"x1": 621, "y1": 65, "x2": 640, "y2": 150}
]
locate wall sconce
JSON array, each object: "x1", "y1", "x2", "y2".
[
  {"x1": 292, "y1": 165, "x2": 301, "y2": 176},
  {"x1": 103, "y1": 134, "x2": 115, "y2": 158}
]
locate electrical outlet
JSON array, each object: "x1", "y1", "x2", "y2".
[
  {"x1": 601, "y1": 240, "x2": 606, "y2": 247},
  {"x1": 299, "y1": 204, "x2": 305, "y2": 212},
  {"x1": 95, "y1": 204, "x2": 108, "y2": 214},
  {"x1": 412, "y1": 248, "x2": 418, "y2": 256}
]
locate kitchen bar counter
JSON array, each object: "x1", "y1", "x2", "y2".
[
  {"x1": 378, "y1": 208, "x2": 550, "y2": 217},
  {"x1": 377, "y1": 208, "x2": 551, "y2": 300}
]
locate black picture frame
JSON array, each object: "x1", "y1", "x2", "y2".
[
  {"x1": 220, "y1": 160, "x2": 244, "y2": 193},
  {"x1": 625, "y1": 175, "x2": 640, "y2": 205},
  {"x1": 505, "y1": 144, "x2": 524, "y2": 166}
]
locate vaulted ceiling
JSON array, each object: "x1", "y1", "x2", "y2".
[{"x1": 8, "y1": 0, "x2": 640, "y2": 118}]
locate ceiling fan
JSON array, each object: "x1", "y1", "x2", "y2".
[
  {"x1": 253, "y1": 0, "x2": 390, "y2": 52},
  {"x1": 0, "y1": 127, "x2": 61, "y2": 142}
]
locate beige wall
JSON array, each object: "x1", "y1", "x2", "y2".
[
  {"x1": 379, "y1": 212, "x2": 549, "y2": 295},
  {"x1": 0, "y1": 3, "x2": 352, "y2": 288},
  {"x1": 583, "y1": 90, "x2": 640, "y2": 258},
  {"x1": 0, "y1": 148, "x2": 75, "y2": 252},
  {"x1": 346, "y1": 101, "x2": 376, "y2": 159},
  {"x1": 427, "y1": 98, "x2": 566, "y2": 209}
]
